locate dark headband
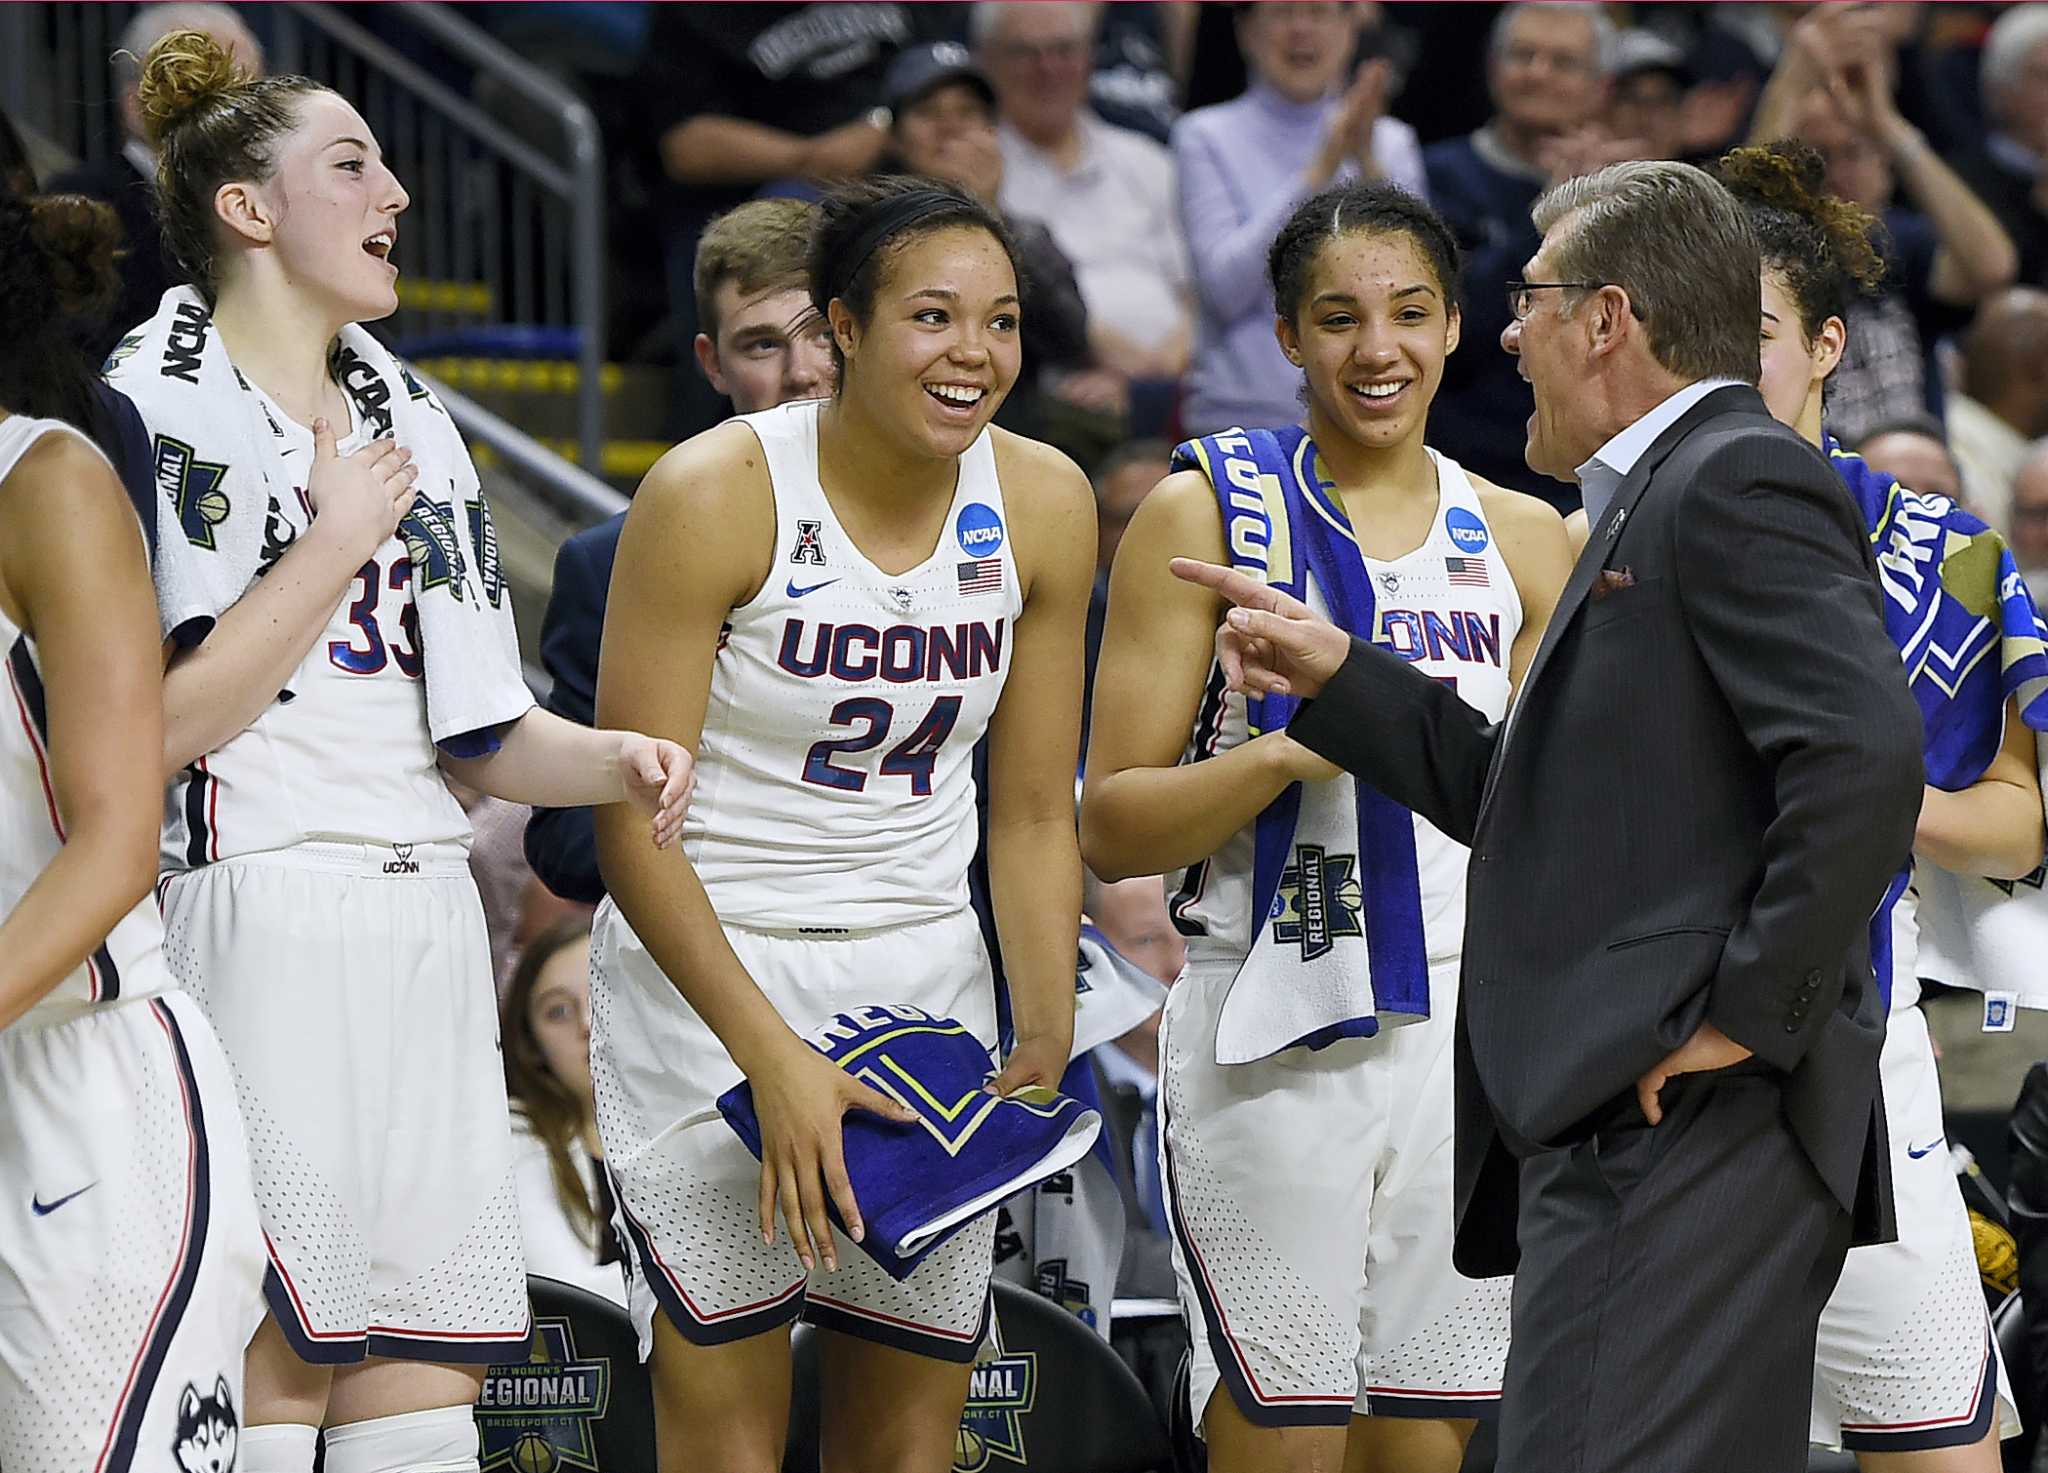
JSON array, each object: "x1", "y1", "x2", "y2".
[{"x1": 838, "y1": 188, "x2": 972, "y2": 293}]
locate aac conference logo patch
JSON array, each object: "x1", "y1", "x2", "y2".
[
  {"x1": 476, "y1": 1317, "x2": 611, "y2": 1473},
  {"x1": 1445, "y1": 505, "x2": 1489, "y2": 556},
  {"x1": 957, "y1": 502, "x2": 1005, "y2": 559}
]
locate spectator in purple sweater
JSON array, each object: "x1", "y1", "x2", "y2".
[{"x1": 1172, "y1": 2, "x2": 1426, "y2": 435}]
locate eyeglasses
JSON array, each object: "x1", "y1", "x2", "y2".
[{"x1": 1506, "y1": 280, "x2": 1645, "y2": 322}]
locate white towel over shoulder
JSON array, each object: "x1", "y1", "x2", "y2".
[{"x1": 108, "y1": 287, "x2": 532, "y2": 745}]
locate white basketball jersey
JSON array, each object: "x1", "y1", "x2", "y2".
[
  {"x1": 0, "y1": 416, "x2": 173, "y2": 1025},
  {"x1": 159, "y1": 387, "x2": 468, "y2": 871},
  {"x1": 684, "y1": 399, "x2": 1022, "y2": 931},
  {"x1": 1174, "y1": 449, "x2": 1521, "y2": 966}
]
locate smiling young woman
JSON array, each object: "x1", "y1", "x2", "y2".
[
  {"x1": 1078, "y1": 181, "x2": 1572, "y2": 1473},
  {"x1": 588, "y1": 176, "x2": 1095, "y2": 1473},
  {"x1": 108, "y1": 30, "x2": 693, "y2": 1473}
]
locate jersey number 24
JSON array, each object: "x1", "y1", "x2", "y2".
[{"x1": 803, "y1": 696, "x2": 961, "y2": 796}]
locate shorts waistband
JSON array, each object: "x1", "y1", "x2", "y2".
[
  {"x1": 173, "y1": 838, "x2": 474, "y2": 879},
  {"x1": 715, "y1": 907, "x2": 977, "y2": 943}
]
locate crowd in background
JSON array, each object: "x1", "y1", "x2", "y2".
[{"x1": 11, "y1": 0, "x2": 2048, "y2": 1439}]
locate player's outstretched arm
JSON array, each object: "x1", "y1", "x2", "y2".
[
  {"x1": 1080, "y1": 471, "x2": 1341, "y2": 884},
  {"x1": 593, "y1": 427, "x2": 913, "y2": 1272},
  {"x1": 437, "y1": 705, "x2": 693, "y2": 852},
  {"x1": 161, "y1": 421, "x2": 418, "y2": 774},
  {"x1": 983, "y1": 436, "x2": 1093, "y2": 1094},
  {"x1": 0, "y1": 434, "x2": 165, "y2": 1030}
]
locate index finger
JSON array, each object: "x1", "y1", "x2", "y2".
[{"x1": 1168, "y1": 558, "x2": 1308, "y2": 619}]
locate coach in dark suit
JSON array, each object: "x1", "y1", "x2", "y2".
[{"x1": 1175, "y1": 161, "x2": 1924, "y2": 1471}]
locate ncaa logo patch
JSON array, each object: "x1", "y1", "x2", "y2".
[
  {"x1": 956, "y1": 503, "x2": 1004, "y2": 559},
  {"x1": 1444, "y1": 505, "x2": 1489, "y2": 555}
]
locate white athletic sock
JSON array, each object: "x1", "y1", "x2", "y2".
[
  {"x1": 238, "y1": 1421, "x2": 319, "y2": 1473},
  {"x1": 320, "y1": 1404, "x2": 481, "y2": 1473}
]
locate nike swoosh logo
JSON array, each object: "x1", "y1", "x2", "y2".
[
  {"x1": 30, "y1": 1182, "x2": 96, "y2": 1216},
  {"x1": 786, "y1": 578, "x2": 840, "y2": 599},
  {"x1": 1906, "y1": 1138, "x2": 1946, "y2": 1160}
]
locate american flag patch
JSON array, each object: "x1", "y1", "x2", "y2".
[
  {"x1": 957, "y1": 559, "x2": 1003, "y2": 596},
  {"x1": 1445, "y1": 556, "x2": 1490, "y2": 588}
]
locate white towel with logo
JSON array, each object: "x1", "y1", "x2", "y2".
[{"x1": 107, "y1": 287, "x2": 532, "y2": 746}]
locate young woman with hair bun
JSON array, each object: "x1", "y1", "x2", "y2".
[
  {"x1": 590, "y1": 174, "x2": 1094, "y2": 1470},
  {"x1": 107, "y1": 30, "x2": 694, "y2": 1473},
  {"x1": 0, "y1": 186, "x2": 269, "y2": 1473}
]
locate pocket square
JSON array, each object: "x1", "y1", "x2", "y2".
[{"x1": 1590, "y1": 567, "x2": 1637, "y2": 601}]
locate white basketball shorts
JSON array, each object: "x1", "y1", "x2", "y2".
[
  {"x1": 159, "y1": 841, "x2": 530, "y2": 1365},
  {"x1": 0, "y1": 991, "x2": 266, "y2": 1472},
  {"x1": 1161, "y1": 955, "x2": 1510, "y2": 1430},
  {"x1": 1811, "y1": 1003, "x2": 2018, "y2": 1451},
  {"x1": 592, "y1": 902, "x2": 998, "y2": 1363}
]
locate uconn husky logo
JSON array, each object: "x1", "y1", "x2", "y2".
[{"x1": 172, "y1": 1376, "x2": 239, "y2": 1473}]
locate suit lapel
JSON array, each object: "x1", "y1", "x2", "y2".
[{"x1": 1476, "y1": 386, "x2": 1760, "y2": 826}]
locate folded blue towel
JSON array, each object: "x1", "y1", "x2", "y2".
[{"x1": 718, "y1": 1004, "x2": 1101, "y2": 1280}]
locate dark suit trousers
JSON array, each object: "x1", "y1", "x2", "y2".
[{"x1": 1498, "y1": 1064, "x2": 1851, "y2": 1473}]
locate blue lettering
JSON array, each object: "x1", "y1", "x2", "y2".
[
  {"x1": 830, "y1": 624, "x2": 881, "y2": 681},
  {"x1": 1380, "y1": 609, "x2": 1424, "y2": 661},
  {"x1": 880, "y1": 625, "x2": 926, "y2": 683},
  {"x1": 928, "y1": 624, "x2": 968, "y2": 680},
  {"x1": 968, "y1": 618, "x2": 1005, "y2": 677},
  {"x1": 777, "y1": 619, "x2": 830, "y2": 677},
  {"x1": 1421, "y1": 610, "x2": 1470, "y2": 663},
  {"x1": 1465, "y1": 611, "x2": 1503, "y2": 666}
]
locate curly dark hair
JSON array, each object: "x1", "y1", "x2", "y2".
[
  {"x1": 1714, "y1": 141, "x2": 1887, "y2": 342},
  {"x1": 1268, "y1": 182, "x2": 1463, "y2": 326},
  {"x1": 0, "y1": 193, "x2": 123, "y2": 428},
  {"x1": 136, "y1": 28, "x2": 328, "y2": 300},
  {"x1": 810, "y1": 175, "x2": 1021, "y2": 384}
]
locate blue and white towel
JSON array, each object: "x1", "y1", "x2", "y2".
[
  {"x1": 1173, "y1": 426, "x2": 1430, "y2": 1063},
  {"x1": 108, "y1": 287, "x2": 532, "y2": 750},
  {"x1": 1830, "y1": 436, "x2": 2048, "y2": 1006},
  {"x1": 717, "y1": 1004, "x2": 1100, "y2": 1281}
]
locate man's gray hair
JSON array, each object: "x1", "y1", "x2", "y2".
[
  {"x1": 1488, "y1": 2, "x2": 1618, "y2": 77},
  {"x1": 114, "y1": 3, "x2": 263, "y2": 87},
  {"x1": 970, "y1": 2, "x2": 1101, "y2": 52},
  {"x1": 1982, "y1": 4, "x2": 2048, "y2": 121},
  {"x1": 1532, "y1": 160, "x2": 1761, "y2": 384}
]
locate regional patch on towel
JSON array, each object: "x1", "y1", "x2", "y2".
[{"x1": 717, "y1": 1005, "x2": 1100, "y2": 1281}]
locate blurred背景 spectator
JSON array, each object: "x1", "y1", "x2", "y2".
[
  {"x1": 1851, "y1": 413, "x2": 1967, "y2": 507},
  {"x1": 880, "y1": 41, "x2": 1122, "y2": 462},
  {"x1": 1749, "y1": 4, "x2": 2018, "y2": 443},
  {"x1": 1083, "y1": 439, "x2": 1170, "y2": 742},
  {"x1": 48, "y1": 3, "x2": 261, "y2": 357},
  {"x1": 2008, "y1": 441, "x2": 2048, "y2": 606},
  {"x1": 0, "y1": 109, "x2": 36, "y2": 198},
  {"x1": 502, "y1": 919, "x2": 625, "y2": 1307},
  {"x1": 1955, "y1": 5, "x2": 2048, "y2": 287},
  {"x1": 1605, "y1": 29, "x2": 1693, "y2": 164},
  {"x1": 1948, "y1": 287, "x2": 2048, "y2": 534},
  {"x1": 626, "y1": 3, "x2": 944, "y2": 435},
  {"x1": 1424, "y1": 1, "x2": 1617, "y2": 509},
  {"x1": 524, "y1": 199, "x2": 832, "y2": 907},
  {"x1": 1172, "y1": 2, "x2": 1426, "y2": 435},
  {"x1": 979, "y1": 2, "x2": 1193, "y2": 385}
]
